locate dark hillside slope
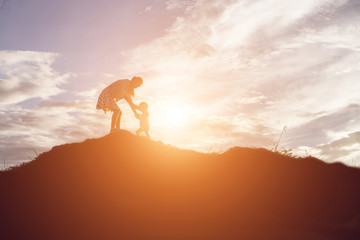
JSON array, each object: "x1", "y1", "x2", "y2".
[{"x1": 1, "y1": 130, "x2": 360, "y2": 240}]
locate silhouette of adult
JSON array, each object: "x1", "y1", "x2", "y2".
[{"x1": 96, "y1": 76, "x2": 143, "y2": 133}]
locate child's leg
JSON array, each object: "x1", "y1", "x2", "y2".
[
  {"x1": 145, "y1": 130, "x2": 150, "y2": 139},
  {"x1": 136, "y1": 128, "x2": 143, "y2": 136}
]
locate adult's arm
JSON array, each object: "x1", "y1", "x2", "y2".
[{"x1": 124, "y1": 95, "x2": 139, "y2": 116}]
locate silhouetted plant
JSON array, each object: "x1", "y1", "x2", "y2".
[
  {"x1": 33, "y1": 148, "x2": 39, "y2": 158},
  {"x1": 207, "y1": 144, "x2": 216, "y2": 154},
  {"x1": 270, "y1": 125, "x2": 295, "y2": 157},
  {"x1": 272, "y1": 125, "x2": 287, "y2": 152},
  {"x1": 2, "y1": 157, "x2": 9, "y2": 171},
  {"x1": 279, "y1": 146, "x2": 293, "y2": 157}
]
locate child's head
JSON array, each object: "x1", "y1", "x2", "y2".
[{"x1": 138, "y1": 102, "x2": 148, "y2": 112}]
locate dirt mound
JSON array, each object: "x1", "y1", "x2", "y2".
[{"x1": 1, "y1": 130, "x2": 359, "y2": 239}]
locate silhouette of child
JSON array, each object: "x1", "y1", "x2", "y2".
[{"x1": 135, "y1": 102, "x2": 150, "y2": 138}]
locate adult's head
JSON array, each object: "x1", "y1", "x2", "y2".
[{"x1": 130, "y1": 76, "x2": 143, "y2": 89}]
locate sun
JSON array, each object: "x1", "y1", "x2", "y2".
[
  {"x1": 153, "y1": 102, "x2": 192, "y2": 128},
  {"x1": 164, "y1": 108, "x2": 188, "y2": 127}
]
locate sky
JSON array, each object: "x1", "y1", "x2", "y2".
[{"x1": 1, "y1": 0, "x2": 360, "y2": 168}]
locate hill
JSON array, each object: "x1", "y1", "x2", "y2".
[{"x1": 1, "y1": 130, "x2": 360, "y2": 240}]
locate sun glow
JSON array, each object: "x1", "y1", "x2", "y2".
[
  {"x1": 164, "y1": 108, "x2": 188, "y2": 127},
  {"x1": 153, "y1": 102, "x2": 192, "y2": 128}
]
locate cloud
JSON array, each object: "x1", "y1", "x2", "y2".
[
  {"x1": 316, "y1": 131, "x2": 360, "y2": 166},
  {"x1": 165, "y1": 0, "x2": 195, "y2": 10},
  {"x1": 0, "y1": 50, "x2": 70, "y2": 106},
  {"x1": 285, "y1": 104, "x2": 360, "y2": 147},
  {"x1": 144, "y1": 6, "x2": 152, "y2": 12},
  {"x1": 118, "y1": 0, "x2": 360, "y2": 166},
  {"x1": 0, "y1": 50, "x2": 78, "y2": 165},
  {"x1": 0, "y1": 99, "x2": 108, "y2": 165},
  {"x1": 0, "y1": 52, "x2": 137, "y2": 167},
  {"x1": 283, "y1": 104, "x2": 360, "y2": 164},
  {"x1": 2, "y1": 0, "x2": 360, "y2": 167}
]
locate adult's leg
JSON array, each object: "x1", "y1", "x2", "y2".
[
  {"x1": 111, "y1": 109, "x2": 120, "y2": 130},
  {"x1": 116, "y1": 110, "x2": 122, "y2": 129}
]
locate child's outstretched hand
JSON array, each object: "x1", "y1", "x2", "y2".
[{"x1": 134, "y1": 112, "x2": 140, "y2": 119}]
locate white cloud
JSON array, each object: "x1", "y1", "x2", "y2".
[
  {"x1": 0, "y1": 50, "x2": 79, "y2": 166},
  {"x1": 145, "y1": 5, "x2": 152, "y2": 12},
  {"x1": 315, "y1": 131, "x2": 360, "y2": 166},
  {"x1": 0, "y1": 99, "x2": 108, "y2": 165},
  {"x1": 165, "y1": 0, "x2": 194, "y2": 10},
  {"x1": 2, "y1": 0, "x2": 360, "y2": 167},
  {"x1": 0, "y1": 52, "x2": 139, "y2": 167},
  {"x1": 0, "y1": 50, "x2": 70, "y2": 106},
  {"x1": 284, "y1": 104, "x2": 360, "y2": 165},
  {"x1": 119, "y1": 0, "x2": 360, "y2": 166}
]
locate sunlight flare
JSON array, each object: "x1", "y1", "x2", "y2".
[{"x1": 153, "y1": 102, "x2": 192, "y2": 128}]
